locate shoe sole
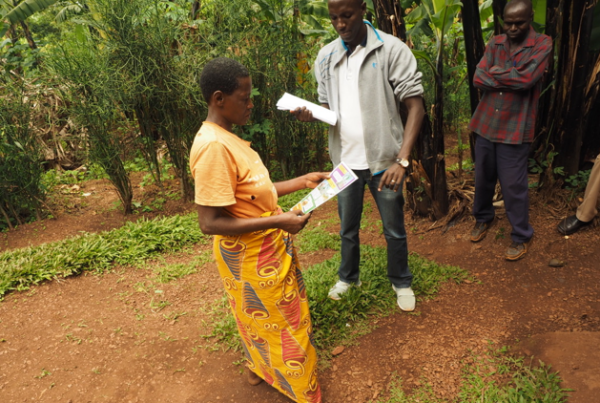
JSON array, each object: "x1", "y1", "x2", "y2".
[
  {"x1": 470, "y1": 220, "x2": 494, "y2": 243},
  {"x1": 557, "y1": 225, "x2": 590, "y2": 236},
  {"x1": 328, "y1": 281, "x2": 361, "y2": 301},
  {"x1": 505, "y1": 250, "x2": 527, "y2": 261},
  {"x1": 398, "y1": 304, "x2": 415, "y2": 312},
  {"x1": 505, "y1": 241, "x2": 531, "y2": 261},
  {"x1": 470, "y1": 229, "x2": 488, "y2": 243}
]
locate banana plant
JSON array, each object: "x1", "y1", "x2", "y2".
[
  {"x1": 250, "y1": 0, "x2": 329, "y2": 34},
  {"x1": 403, "y1": 0, "x2": 463, "y2": 218},
  {"x1": 3, "y1": 0, "x2": 59, "y2": 24}
]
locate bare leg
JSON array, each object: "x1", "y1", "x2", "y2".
[{"x1": 247, "y1": 369, "x2": 263, "y2": 386}]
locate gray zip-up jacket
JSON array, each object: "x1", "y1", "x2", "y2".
[{"x1": 314, "y1": 22, "x2": 424, "y2": 174}]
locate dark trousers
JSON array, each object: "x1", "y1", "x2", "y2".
[
  {"x1": 337, "y1": 169, "x2": 412, "y2": 288},
  {"x1": 473, "y1": 135, "x2": 534, "y2": 243}
]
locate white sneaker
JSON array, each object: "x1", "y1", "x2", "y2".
[
  {"x1": 328, "y1": 280, "x2": 361, "y2": 300},
  {"x1": 392, "y1": 285, "x2": 415, "y2": 312}
]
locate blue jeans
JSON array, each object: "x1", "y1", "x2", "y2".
[{"x1": 337, "y1": 169, "x2": 412, "y2": 288}]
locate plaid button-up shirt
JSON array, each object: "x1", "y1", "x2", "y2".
[{"x1": 468, "y1": 27, "x2": 553, "y2": 144}]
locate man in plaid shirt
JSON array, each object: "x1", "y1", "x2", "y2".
[{"x1": 468, "y1": 0, "x2": 552, "y2": 260}]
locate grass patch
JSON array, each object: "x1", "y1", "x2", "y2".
[
  {"x1": 0, "y1": 213, "x2": 208, "y2": 299},
  {"x1": 201, "y1": 244, "x2": 472, "y2": 354},
  {"x1": 295, "y1": 225, "x2": 340, "y2": 253},
  {"x1": 201, "y1": 294, "x2": 241, "y2": 352},
  {"x1": 305, "y1": 245, "x2": 472, "y2": 350},
  {"x1": 376, "y1": 347, "x2": 570, "y2": 402},
  {"x1": 277, "y1": 188, "x2": 311, "y2": 211},
  {"x1": 152, "y1": 251, "x2": 212, "y2": 283}
]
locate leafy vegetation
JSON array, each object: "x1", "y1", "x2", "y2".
[
  {"x1": 0, "y1": 80, "x2": 48, "y2": 229},
  {"x1": 0, "y1": 213, "x2": 208, "y2": 298},
  {"x1": 1, "y1": 0, "x2": 332, "y2": 225}
]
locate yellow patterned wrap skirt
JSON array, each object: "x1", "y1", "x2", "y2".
[{"x1": 213, "y1": 212, "x2": 322, "y2": 403}]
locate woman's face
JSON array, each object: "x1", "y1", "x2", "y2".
[{"x1": 221, "y1": 76, "x2": 254, "y2": 127}]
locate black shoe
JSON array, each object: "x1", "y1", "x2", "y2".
[
  {"x1": 557, "y1": 215, "x2": 591, "y2": 235},
  {"x1": 470, "y1": 219, "x2": 494, "y2": 242}
]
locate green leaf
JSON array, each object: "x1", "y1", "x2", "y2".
[
  {"x1": 407, "y1": 18, "x2": 434, "y2": 37},
  {"x1": 479, "y1": 0, "x2": 494, "y2": 23},
  {"x1": 591, "y1": 2, "x2": 600, "y2": 51},
  {"x1": 411, "y1": 49, "x2": 437, "y2": 74},
  {"x1": 404, "y1": 4, "x2": 428, "y2": 24},
  {"x1": 532, "y1": 0, "x2": 547, "y2": 31},
  {"x1": 4, "y1": 0, "x2": 60, "y2": 24},
  {"x1": 401, "y1": 0, "x2": 415, "y2": 9}
]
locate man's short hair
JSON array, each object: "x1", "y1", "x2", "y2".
[
  {"x1": 200, "y1": 57, "x2": 250, "y2": 103},
  {"x1": 328, "y1": 0, "x2": 364, "y2": 7},
  {"x1": 504, "y1": 0, "x2": 533, "y2": 15}
]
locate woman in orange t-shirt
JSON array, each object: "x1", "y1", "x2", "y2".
[{"x1": 190, "y1": 57, "x2": 327, "y2": 403}]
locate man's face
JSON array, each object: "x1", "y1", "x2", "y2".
[
  {"x1": 328, "y1": 0, "x2": 366, "y2": 47},
  {"x1": 503, "y1": 5, "x2": 532, "y2": 45}
]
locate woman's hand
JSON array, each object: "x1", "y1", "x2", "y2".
[
  {"x1": 303, "y1": 172, "x2": 330, "y2": 189},
  {"x1": 274, "y1": 172, "x2": 330, "y2": 197},
  {"x1": 197, "y1": 205, "x2": 312, "y2": 236},
  {"x1": 278, "y1": 210, "x2": 312, "y2": 234}
]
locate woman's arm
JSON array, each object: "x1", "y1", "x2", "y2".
[
  {"x1": 274, "y1": 172, "x2": 330, "y2": 197},
  {"x1": 197, "y1": 205, "x2": 311, "y2": 236}
]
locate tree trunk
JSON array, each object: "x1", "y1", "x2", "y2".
[
  {"x1": 19, "y1": 21, "x2": 37, "y2": 50},
  {"x1": 492, "y1": 0, "x2": 507, "y2": 35},
  {"x1": 460, "y1": 0, "x2": 485, "y2": 161},
  {"x1": 371, "y1": 0, "x2": 406, "y2": 41},
  {"x1": 430, "y1": 56, "x2": 449, "y2": 219},
  {"x1": 531, "y1": 0, "x2": 560, "y2": 162},
  {"x1": 373, "y1": 0, "x2": 448, "y2": 219},
  {"x1": 546, "y1": 0, "x2": 599, "y2": 176}
]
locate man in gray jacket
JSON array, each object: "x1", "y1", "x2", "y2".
[{"x1": 293, "y1": 0, "x2": 424, "y2": 311}]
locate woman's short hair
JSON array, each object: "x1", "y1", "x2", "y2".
[{"x1": 200, "y1": 57, "x2": 250, "y2": 103}]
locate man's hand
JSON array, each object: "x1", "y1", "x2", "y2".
[
  {"x1": 378, "y1": 163, "x2": 405, "y2": 192},
  {"x1": 303, "y1": 172, "x2": 330, "y2": 189},
  {"x1": 290, "y1": 106, "x2": 315, "y2": 122}
]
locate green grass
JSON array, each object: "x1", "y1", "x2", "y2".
[
  {"x1": 201, "y1": 244, "x2": 473, "y2": 354},
  {"x1": 0, "y1": 213, "x2": 209, "y2": 299},
  {"x1": 152, "y1": 251, "x2": 212, "y2": 283},
  {"x1": 375, "y1": 347, "x2": 570, "y2": 403},
  {"x1": 295, "y1": 225, "x2": 340, "y2": 253},
  {"x1": 304, "y1": 246, "x2": 472, "y2": 350},
  {"x1": 201, "y1": 294, "x2": 241, "y2": 352},
  {"x1": 277, "y1": 188, "x2": 311, "y2": 211}
]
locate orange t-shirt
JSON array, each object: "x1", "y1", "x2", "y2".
[{"x1": 189, "y1": 121, "x2": 277, "y2": 219}]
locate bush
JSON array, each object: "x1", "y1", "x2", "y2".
[{"x1": 0, "y1": 79, "x2": 47, "y2": 230}]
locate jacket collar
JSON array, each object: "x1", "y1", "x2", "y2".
[{"x1": 331, "y1": 21, "x2": 384, "y2": 67}]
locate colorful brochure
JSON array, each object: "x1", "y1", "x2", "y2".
[{"x1": 291, "y1": 162, "x2": 358, "y2": 214}]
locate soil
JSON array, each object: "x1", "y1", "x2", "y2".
[{"x1": 1, "y1": 153, "x2": 599, "y2": 403}]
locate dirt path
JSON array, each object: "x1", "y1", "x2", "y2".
[{"x1": 1, "y1": 184, "x2": 599, "y2": 402}]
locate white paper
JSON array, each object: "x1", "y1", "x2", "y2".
[
  {"x1": 277, "y1": 92, "x2": 337, "y2": 126},
  {"x1": 290, "y1": 162, "x2": 358, "y2": 214}
]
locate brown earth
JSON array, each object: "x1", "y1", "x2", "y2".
[{"x1": 1, "y1": 162, "x2": 599, "y2": 403}]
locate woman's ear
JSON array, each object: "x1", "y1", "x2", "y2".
[{"x1": 211, "y1": 90, "x2": 225, "y2": 107}]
